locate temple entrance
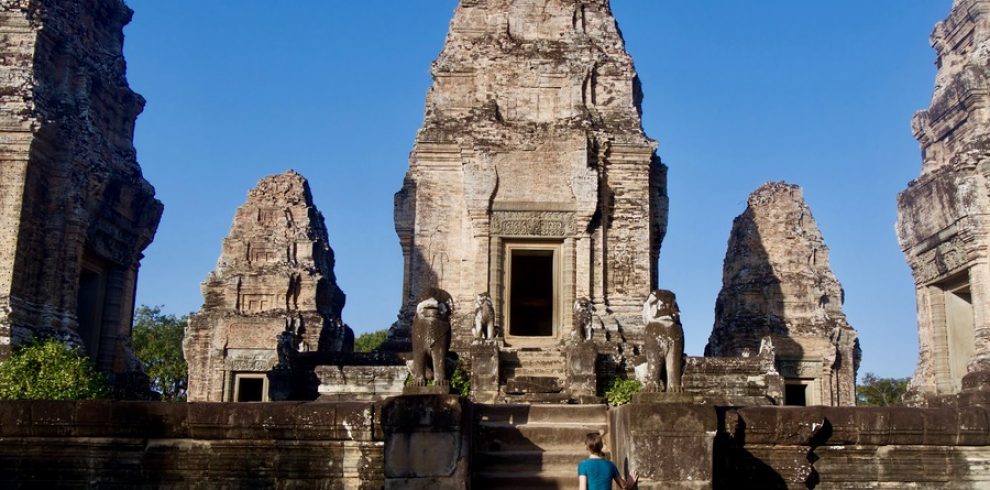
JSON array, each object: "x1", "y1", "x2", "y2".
[
  {"x1": 76, "y1": 255, "x2": 108, "y2": 360},
  {"x1": 941, "y1": 274, "x2": 975, "y2": 390},
  {"x1": 506, "y1": 245, "x2": 558, "y2": 338},
  {"x1": 233, "y1": 373, "x2": 268, "y2": 402}
]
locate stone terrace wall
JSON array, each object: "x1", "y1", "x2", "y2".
[
  {"x1": 715, "y1": 405, "x2": 990, "y2": 489},
  {"x1": 4, "y1": 399, "x2": 990, "y2": 489},
  {"x1": 0, "y1": 401, "x2": 383, "y2": 488}
]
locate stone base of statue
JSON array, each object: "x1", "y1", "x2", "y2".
[
  {"x1": 402, "y1": 384, "x2": 450, "y2": 396},
  {"x1": 633, "y1": 391, "x2": 698, "y2": 404},
  {"x1": 470, "y1": 341, "x2": 500, "y2": 403},
  {"x1": 565, "y1": 340, "x2": 598, "y2": 401}
]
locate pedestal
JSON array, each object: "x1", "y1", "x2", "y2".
[
  {"x1": 470, "y1": 340, "x2": 500, "y2": 403},
  {"x1": 566, "y1": 341, "x2": 599, "y2": 402}
]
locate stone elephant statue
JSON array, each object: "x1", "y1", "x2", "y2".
[
  {"x1": 411, "y1": 288, "x2": 454, "y2": 386},
  {"x1": 642, "y1": 289, "x2": 684, "y2": 393}
]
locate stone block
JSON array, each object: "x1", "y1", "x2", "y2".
[
  {"x1": 382, "y1": 395, "x2": 469, "y2": 489},
  {"x1": 609, "y1": 403, "x2": 717, "y2": 488},
  {"x1": 504, "y1": 376, "x2": 562, "y2": 394},
  {"x1": 469, "y1": 342, "x2": 499, "y2": 403},
  {"x1": 316, "y1": 365, "x2": 408, "y2": 401}
]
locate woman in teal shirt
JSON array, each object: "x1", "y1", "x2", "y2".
[{"x1": 578, "y1": 433, "x2": 638, "y2": 489}]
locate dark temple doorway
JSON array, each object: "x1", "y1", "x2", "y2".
[{"x1": 509, "y1": 249, "x2": 554, "y2": 337}]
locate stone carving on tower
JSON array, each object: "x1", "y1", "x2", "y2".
[
  {"x1": 0, "y1": 0, "x2": 163, "y2": 397},
  {"x1": 898, "y1": 0, "x2": 990, "y2": 402},
  {"x1": 706, "y1": 183, "x2": 859, "y2": 406},
  {"x1": 184, "y1": 171, "x2": 348, "y2": 402},
  {"x1": 392, "y1": 0, "x2": 668, "y2": 357}
]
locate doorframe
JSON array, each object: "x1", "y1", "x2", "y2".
[{"x1": 503, "y1": 240, "x2": 562, "y2": 343}]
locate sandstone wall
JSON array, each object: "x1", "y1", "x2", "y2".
[
  {"x1": 707, "y1": 183, "x2": 859, "y2": 406},
  {"x1": 898, "y1": 0, "x2": 990, "y2": 401},
  {"x1": 0, "y1": 401, "x2": 383, "y2": 488},
  {"x1": 714, "y1": 405, "x2": 990, "y2": 489},
  {"x1": 0, "y1": 0, "x2": 162, "y2": 395},
  {"x1": 393, "y1": 0, "x2": 667, "y2": 351},
  {"x1": 2, "y1": 399, "x2": 990, "y2": 489}
]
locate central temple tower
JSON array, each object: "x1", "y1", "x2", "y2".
[{"x1": 394, "y1": 0, "x2": 667, "y2": 350}]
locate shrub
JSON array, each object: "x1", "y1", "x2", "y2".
[
  {"x1": 605, "y1": 377, "x2": 641, "y2": 406},
  {"x1": 450, "y1": 360, "x2": 471, "y2": 397},
  {"x1": 354, "y1": 329, "x2": 388, "y2": 353},
  {"x1": 0, "y1": 339, "x2": 109, "y2": 400}
]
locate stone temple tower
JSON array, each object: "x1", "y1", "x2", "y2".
[
  {"x1": 0, "y1": 0, "x2": 162, "y2": 396},
  {"x1": 185, "y1": 171, "x2": 348, "y2": 402},
  {"x1": 898, "y1": 0, "x2": 990, "y2": 402},
  {"x1": 393, "y1": 0, "x2": 668, "y2": 355},
  {"x1": 706, "y1": 183, "x2": 859, "y2": 406}
]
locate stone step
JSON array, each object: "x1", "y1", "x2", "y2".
[
  {"x1": 475, "y1": 449, "x2": 602, "y2": 473},
  {"x1": 477, "y1": 404, "x2": 607, "y2": 425},
  {"x1": 475, "y1": 422, "x2": 607, "y2": 451},
  {"x1": 500, "y1": 392, "x2": 575, "y2": 404},
  {"x1": 473, "y1": 470, "x2": 575, "y2": 490}
]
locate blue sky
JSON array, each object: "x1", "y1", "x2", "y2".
[{"x1": 124, "y1": 1, "x2": 950, "y2": 380}]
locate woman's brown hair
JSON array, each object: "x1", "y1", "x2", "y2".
[{"x1": 585, "y1": 432, "x2": 604, "y2": 455}]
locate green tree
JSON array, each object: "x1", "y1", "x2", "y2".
[
  {"x1": 856, "y1": 373, "x2": 909, "y2": 406},
  {"x1": 132, "y1": 305, "x2": 188, "y2": 401},
  {"x1": 0, "y1": 338, "x2": 109, "y2": 400},
  {"x1": 354, "y1": 329, "x2": 388, "y2": 353}
]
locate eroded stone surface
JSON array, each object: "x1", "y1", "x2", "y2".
[
  {"x1": 898, "y1": 0, "x2": 990, "y2": 401},
  {"x1": 0, "y1": 0, "x2": 162, "y2": 396},
  {"x1": 392, "y1": 0, "x2": 668, "y2": 357},
  {"x1": 184, "y1": 171, "x2": 348, "y2": 402},
  {"x1": 706, "y1": 182, "x2": 859, "y2": 406}
]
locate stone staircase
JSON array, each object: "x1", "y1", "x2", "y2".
[
  {"x1": 500, "y1": 347, "x2": 570, "y2": 402},
  {"x1": 473, "y1": 404, "x2": 609, "y2": 489}
]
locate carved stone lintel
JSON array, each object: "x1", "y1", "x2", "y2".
[{"x1": 491, "y1": 211, "x2": 574, "y2": 237}]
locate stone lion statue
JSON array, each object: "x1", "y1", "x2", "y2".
[
  {"x1": 411, "y1": 288, "x2": 454, "y2": 386},
  {"x1": 572, "y1": 297, "x2": 594, "y2": 341},
  {"x1": 641, "y1": 289, "x2": 684, "y2": 392},
  {"x1": 473, "y1": 292, "x2": 496, "y2": 340}
]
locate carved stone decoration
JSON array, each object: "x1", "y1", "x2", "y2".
[
  {"x1": 472, "y1": 293, "x2": 496, "y2": 340},
  {"x1": 641, "y1": 290, "x2": 684, "y2": 393},
  {"x1": 706, "y1": 182, "x2": 859, "y2": 406},
  {"x1": 572, "y1": 297, "x2": 595, "y2": 341},
  {"x1": 410, "y1": 288, "x2": 454, "y2": 387},
  {"x1": 897, "y1": 0, "x2": 990, "y2": 403},
  {"x1": 0, "y1": 0, "x2": 163, "y2": 397},
  {"x1": 184, "y1": 171, "x2": 348, "y2": 402}
]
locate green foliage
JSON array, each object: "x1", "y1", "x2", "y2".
[
  {"x1": 132, "y1": 305, "x2": 188, "y2": 401},
  {"x1": 354, "y1": 329, "x2": 388, "y2": 353},
  {"x1": 856, "y1": 373, "x2": 909, "y2": 407},
  {"x1": 605, "y1": 377, "x2": 641, "y2": 406},
  {"x1": 0, "y1": 338, "x2": 109, "y2": 400},
  {"x1": 450, "y1": 360, "x2": 471, "y2": 397}
]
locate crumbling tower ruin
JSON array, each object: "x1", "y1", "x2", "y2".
[
  {"x1": 0, "y1": 0, "x2": 162, "y2": 395},
  {"x1": 393, "y1": 0, "x2": 668, "y2": 353},
  {"x1": 706, "y1": 183, "x2": 859, "y2": 406},
  {"x1": 898, "y1": 0, "x2": 990, "y2": 401},
  {"x1": 184, "y1": 171, "x2": 348, "y2": 402}
]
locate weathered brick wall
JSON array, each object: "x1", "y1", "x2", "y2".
[{"x1": 0, "y1": 401, "x2": 384, "y2": 488}]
